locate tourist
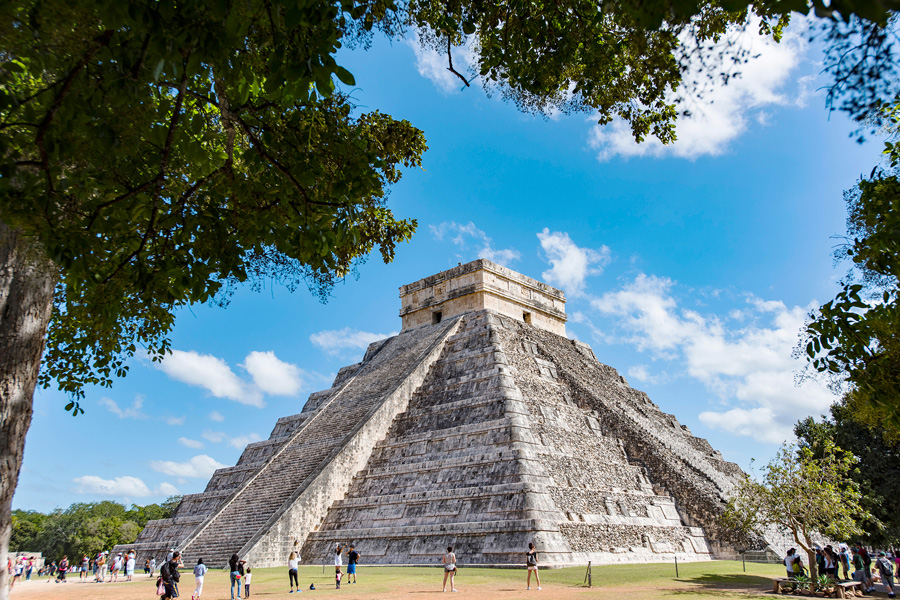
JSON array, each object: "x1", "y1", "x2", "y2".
[
  {"x1": 193, "y1": 558, "x2": 208, "y2": 600},
  {"x1": 229, "y1": 553, "x2": 245, "y2": 600},
  {"x1": 526, "y1": 542, "x2": 541, "y2": 590},
  {"x1": 110, "y1": 552, "x2": 122, "y2": 582},
  {"x1": 9, "y1": 558, "x2": 22, "y2": 590},
  {"x1": 814, "y1": 546, "x2": 825, "y2": 577},
  {"x1": 144, "y1": 558, "x2": 150, "y2": 575},
  {"x1": 25, "y1": 557, "x2": 34, "y2": 581},
  {"x1": 858, "y1": 544, "x2": 875, "y2": 593},
  {"x1": 56, "y1": 555, "x2": 68, "y2": 583},
  {"x1": 160, "y1": 551, "x2": 181, "y2": 600},
  {"x1": 347, "y1": 545, "x2": 359, "y2": 584},
  {"x1": 442, "y1": 545, "x2": 458, "y2": 593},
  {"x1": 244, "y1": 567, "x2": 253, "y2": 597},
  {"x1": 792, "y1": 556, "x2": 806, "y2": 578},
  {"x1": 334, "y1": 544, "x2": 344, "y2": 589},
  {"x1": 80, "y1": 554, "x2": 88, "y2": 580},
  {"x1": 784, "y1": 548, "x2": 797, "y2": 579},
  {"x1": 150, "y1": 556, "x2": 157, "y2": 576},
  {"x1": 288, "y1": 551, "x2": 301, "y2": 593},
  {"x1": 96, "y1": 551, "x2": 107, "y2": 581},
  {"x1": 839, "y1": 546, "x2": 851, "y2": 580},
  {"x1": 877, "y1": 552, "x2": 897, "y2": 598},
  {"x1": 823, "y1": 545, "x2": 838, "y2": 579},
  {"x1": 125, "y1": 550, "x2": 135, "y2": 581}
]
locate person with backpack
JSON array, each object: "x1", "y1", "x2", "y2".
[
  {"x1": 525, "y1": 542, "x2": 541, "y2": 591},
  {"x1": 229, "y1": 553, "x2": 245, "y2": 600},
  {"x1": 877, "y1": 552, "x2": 897, "y2": 598},
  {"x1": 159, "y1": 551, "x2": 181, "y2": 600}
]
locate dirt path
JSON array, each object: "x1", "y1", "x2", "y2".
[{"x1": 6, "y1": 565, "x2": 785, "y2": 600}]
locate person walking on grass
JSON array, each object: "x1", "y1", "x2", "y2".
[
  {"x1": 347, "y1": 545, "x2": 359, "y2": 584},
  {"x1": 442, "y1": 546, "x2": 458, "y2": 593},
  {"x1": 193, "y1": 558, "x2": 207, "y2": 600},
  {"x1": 334, "y1": 544, "x2": 344, "y2": 589},
  {"x1": 526, "y1": 542, "x2": 541, "y2": 591},
  {"x1": 288, "y1": 551, "x2": 301, "y2": 593}
]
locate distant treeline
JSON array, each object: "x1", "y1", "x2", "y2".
[{"x1": 11, "y1": 498, "x2": 180, "y2": 560}]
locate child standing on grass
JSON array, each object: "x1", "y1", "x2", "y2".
[{"x1": 244, "y1": 568, "x2": 252, "y2": 597}]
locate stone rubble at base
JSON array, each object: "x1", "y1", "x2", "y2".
[{"x1": 120, "y1": 259, "x2": 776, "y2": 567}]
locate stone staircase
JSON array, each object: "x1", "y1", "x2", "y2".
[{"x1": 122, "y1": 316, "x2": 462, "y2": 565}]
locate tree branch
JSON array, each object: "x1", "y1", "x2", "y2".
[
  {"x1": 234, "y1": 115, "x2": 344, "y2": 208},
  {"x1": 35, "y1": 30, "x2": 114, "y2": 195},
  {"x1": 447, "y1": 36, "x2": 471, "y2": 87}
]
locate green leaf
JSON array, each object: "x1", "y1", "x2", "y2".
[{"x1": 334, "y1": 66, "x2": 356, "y2": 86}]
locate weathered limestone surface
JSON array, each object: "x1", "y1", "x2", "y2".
[
  {"x1": 400, "y1": 259, "x2": 567, "y2": 335},
  {"x1": 126, "y1": 260, "x2": 767, "y2": 567}
]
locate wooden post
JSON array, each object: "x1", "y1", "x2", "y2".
[
  {"x1": 583, "y1": 561, "x2": 592, "y2": 587},
  {"x1": 675, "y1": 556, "x2": 679, "y2": 578}
]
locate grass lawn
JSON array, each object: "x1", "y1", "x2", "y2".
[{"x1": 9, "y1": 560, "x2": 798, "y2": 600}]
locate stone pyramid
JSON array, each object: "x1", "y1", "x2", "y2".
[{"x1": 126, "y1": 259, "x2": 757, "y2": 567}]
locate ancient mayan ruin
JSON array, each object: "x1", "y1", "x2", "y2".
[{"x1": 126, "y1": 259, "x2": 766, "y2": 567}]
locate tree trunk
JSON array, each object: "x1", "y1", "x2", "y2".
[{"x1": 0, "y1": 219, "x2": 56, "y2": 600}]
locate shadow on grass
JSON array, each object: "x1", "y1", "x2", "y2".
[{"x1": 673, "y1": 573, "x2": 776, "y2": 592}]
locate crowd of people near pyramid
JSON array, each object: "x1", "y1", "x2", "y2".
[
  {"x1": 784, "y1": 543, "x2": 900, "y2": 597},
  {"x1": 6, "y1": 548, "x2": 147, "y2": 589}
]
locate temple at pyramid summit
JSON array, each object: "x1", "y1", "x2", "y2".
[{"x1": 125, "y1": 259, "x2": 773, "y2": 566}]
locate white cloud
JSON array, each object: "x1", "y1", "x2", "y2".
[
  {"x1": 591, "y1": 274, "x2": 833, "y2": 443},
  {"x1": 72, "y1": 475, "x2": 180, "y2": 498},
  {"x1": 242, "y1": 351, "x2": 304, "y2": 396},
  {"x1": 98, "y1": 395, "x2": 148, "y2": 420},
  {"x1": 156, "y1": 349, "x2": 264, "y2": 407},
  {"x1": 73, "y1": 475, "x2": 151, "y2": 497},
  {"x1": 537, "y1": 229, "x2": 610, "y2": 296},
  {"x1": 165, "y1": 416, "x2": 186, "y2": 426},
  {"x1": 209, "y1": 410, "x2": 225, "y2": 422},
  {"x1": 229, "y1": 433, "x2": 263, "y2": 449},
  {"x1": 407, "y1": 31, "x2": 477, "y2": 94},
  {"x1": 178, "y1": 437, "x2": 205, "y2": 449},
  {"x1": 157, "y1": 482, "x2": 181, "y2": 496},
  {"x1": 202, "y1": 430, "x2": 226, "y2": 443},
  {"x1": 589, "y1": 18, "x2": 808, "y2": 160},
  {"x1": 310, "y1": 328, "x2": 396, "y2": 357},
  {"x1": 627, "y1": 365, "x2": 668, "y2": 385},
  {"x1": 430, "y1": 221, "x2": 521, "y2": 267},
  {"x1": 149, "y1": 455, "x2": 227, "y2": 479}
]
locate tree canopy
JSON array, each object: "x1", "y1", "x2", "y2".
[
  {"x1": 721, "y1": 442, "x2": 871, "y2": 580},
  {"x1": 11, "y1": 498, "x2": 180, "y2": 560},
  {"x1": 802, "y1": 100, "x2": 900, "y2": 425},
  {"x1": 795, "y1": 401, "x2": 900, "y2": 547}
]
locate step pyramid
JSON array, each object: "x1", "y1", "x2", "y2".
[{"x1": 125, "y1": 259, "x2": 760, "y2": 567}]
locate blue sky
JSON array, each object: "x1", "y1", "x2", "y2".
[{"x1": 14, "y1": 21, "x2": 884, "y2": 511}]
